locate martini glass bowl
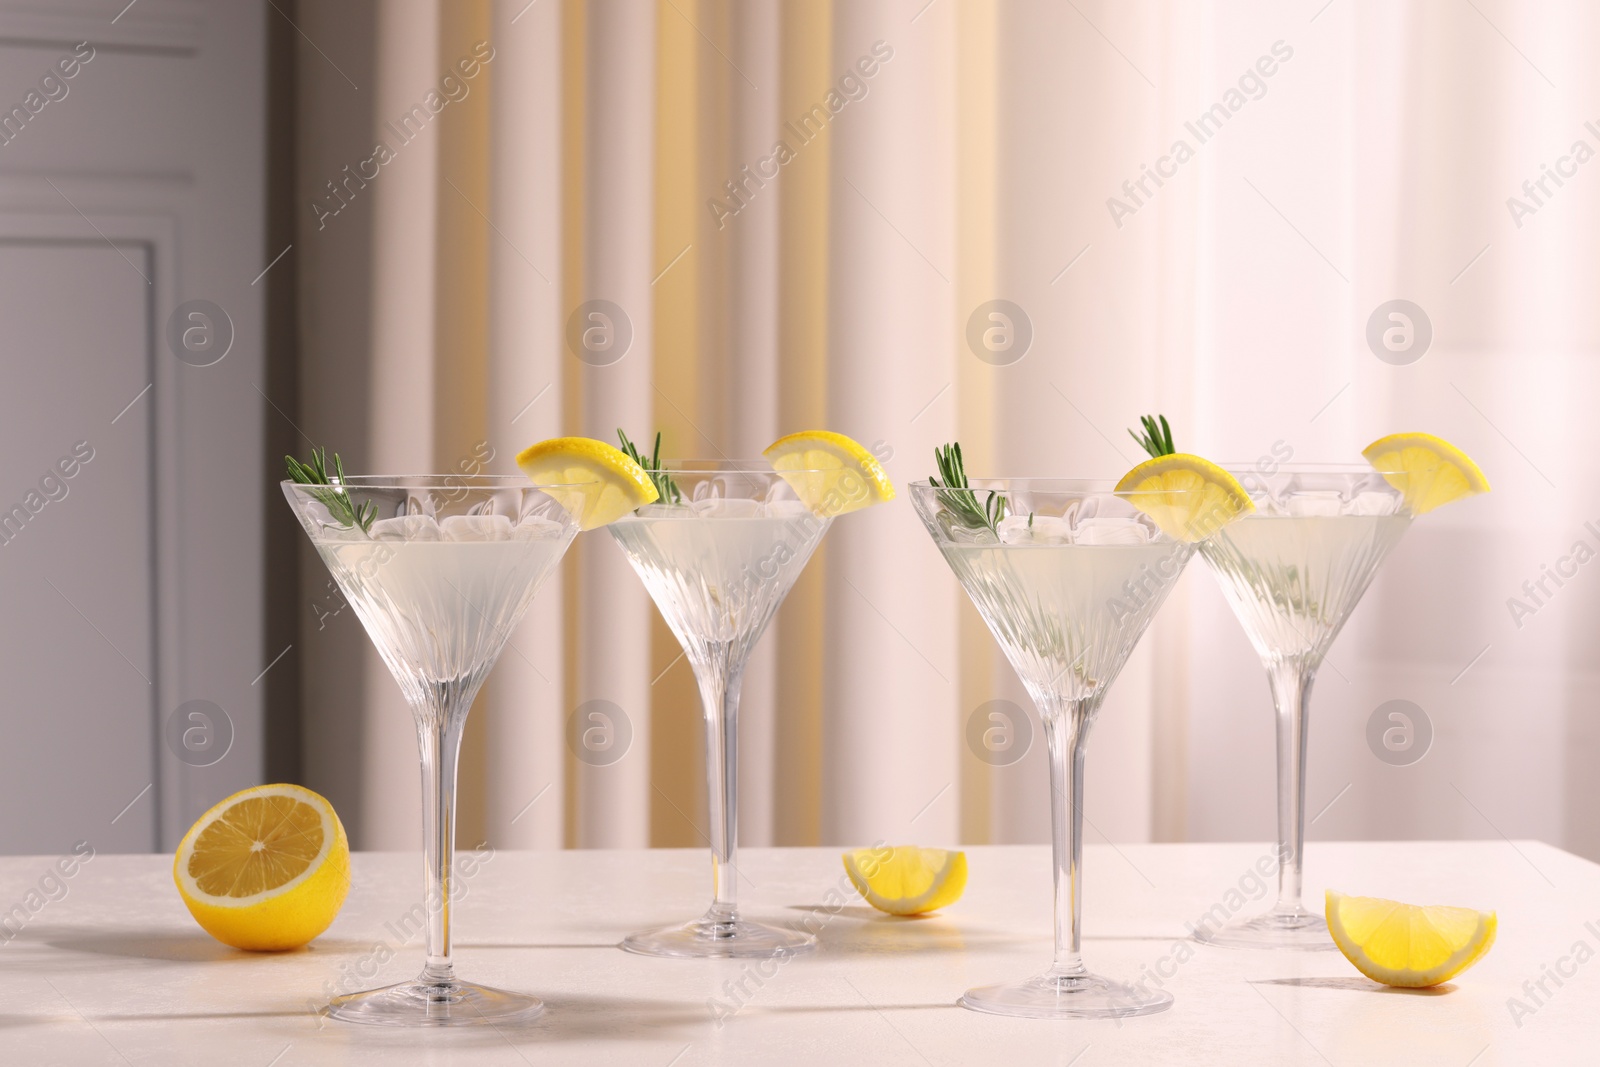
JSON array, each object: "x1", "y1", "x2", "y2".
[{"x1": 283, "y1": 474, "x2": 586, "y2": 1025}]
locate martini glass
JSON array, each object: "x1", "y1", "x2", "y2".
[
  {"x1": 912, "y1": 479, "x2": 1201, "y2": 1019},
  {"x1": 1194, "y1": 465, "x2": 1411, "y2": 950},
  {"x1": 609, "y1": 462, "x2": 840, "y2": 958},
  {"x1": 283, "y1": 474, "x2": 586, "y2": 1025}
]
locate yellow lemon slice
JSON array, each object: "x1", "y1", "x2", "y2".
[
  {"x1": 174, "y1": 784, "x2": 350, "y2": 951},
  {"x1": 763, "y1": 431, "x2": 895, "y2": 517},
  {"x1": 1327, "y1": 890, "x2": 1497, "y2": 988},
  {"x1": 515, "y1": 436, "x2": 658, "y2": 530},
  {"x1": 843, "y1": 846, "x2": 967, "y2": 916},
  {"x1": 1114, "y1": 453, "x2": 1254, "y2": 542},
  {"x1": 1361, "y1": 433, "x2": 1490, "y2": 515}
]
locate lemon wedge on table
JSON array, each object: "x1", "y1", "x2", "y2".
[
  {"x1": 843, "y1": 846, "x2": 967, "y2": 916},
  {"x1": 173, "y1": 784, "x2": 350, "y2": 951},
  {"x1": 1362, "y1": 433, "x2": 1490, "y2": 515},
  {"x1": 515, "y1": 436, "x2": 659, "y2": 530},
  {"x1": 1326, "y1": 890, "x2": 1497, "y2": 988},
  {"x1": 1114, "y1": 454, "x2": 1254, "y2": 542},
  {"x1": 763, "y1": 431, "x2": 895, "y2": 517}
]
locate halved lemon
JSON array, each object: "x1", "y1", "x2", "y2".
[
  {"x1": 174, "y1": 784, "x2": 350, "y2": 951},
  {"x1": 1326, "y1": 890, "x2": 1497, "y2": 988},
  {"x1": 843, "y1": 846, "x2": 967, "y2": 916},
  {"x1": 515, "y1": 436, "x2": 658, "y2": 529},
  {"x1": 763, "y1": 431, "x2": 895, "y2": 517},
  {"x1": 1361, "y1": 433, "x2": 1490, "y2": 515},
  {"x1": 1114, "y1": 453, "x2": 1254, "y2": 542}
]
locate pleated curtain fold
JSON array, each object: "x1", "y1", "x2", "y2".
[{"x1": 292, "y1": 0, "x2": 1600, "y2": 861}]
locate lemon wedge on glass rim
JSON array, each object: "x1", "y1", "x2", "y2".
[
  {"x1": 173, "y1": 784, "x2": 350, "y2": 951},
  {"x1": 1114, "y1": 453, "x2": 1254, "y2": 542},
  {"x1": 764, "y1": 431, "x2": 895, "y2": 517},
  {"x1": 1326, "y1": 890, "x2": 1497, "y2": 988},
  {"x1": 515, "y1": 436, "x2": 658, "y2": 530},
  {"x1": 1361, "y1": 433, "x2": 1489, "y2": 515},
  {"x1": 843, "y1": 846, "x2": 967, "y2": 916}
]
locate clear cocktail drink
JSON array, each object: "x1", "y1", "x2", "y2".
[
  {"x1": 609, "y1": 468, "x2": 831, "y2": 958},
  {"x1": 1195, "y1": 468, "x2": 1411, "y2": 950},
  {"x1": 914, "y1": 478, "x2": 1202, "y2": 1019},
  {"x1": 285, "y1": 475, "x2": 584, "y2": 1025}
]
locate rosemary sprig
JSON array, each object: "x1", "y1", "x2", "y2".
[
  {"x1": 617, "y1": 430, "x2": 682, "y2": 504},
  {"x1": 930, "y1": 442, "x2": 1006, "y2": 534},
  {"x1": 285, "y1": 447, "x2": 377, "y2": 533},
  {"x1": 1129, "y1": 414, "x2": 1176, "y2": 458}
]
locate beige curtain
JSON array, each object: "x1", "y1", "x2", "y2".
[{"x1": 294, "y1": 0, "x2": 1600, "y2": 862}]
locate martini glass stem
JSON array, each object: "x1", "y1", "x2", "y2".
[
  {"x1": 1267, "y1": 660, "x2": 1315, "y2": 914},
  {"x1": 414, "y1": 680, "x2": 474, "y2": 986},
  {"x1": 695, "y1": 644, "x2": 745, "y2": 927},
  {"x1": 1042, "y1": 697, "x2": 1094, "y2": 978}
]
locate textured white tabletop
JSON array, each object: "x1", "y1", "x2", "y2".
[{"x1": 0, "y1": 841, "x2": 1593, "y2": 1065}]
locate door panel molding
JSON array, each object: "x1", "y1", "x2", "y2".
[
  {"x1": 0, "y1": 1, "x2": 266, "y2": 854},
  {"x1": 0, "y1": 208, "x2": 176, "y2": 849}
]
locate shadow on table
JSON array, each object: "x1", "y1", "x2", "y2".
[
  {"x1": 23, "y1": 928, "x2": 622, "y2": 965},
  {"x1": 53, "y1": 1009, "x2": 319, "y2": 1022},
  {"x1": 1253, "y1": 977, "x2": 1456, "y2": 996},
  {"x1": 313, "y1": 994, "x2": 715, "y2": 1046},
  {"x1": 38, "y1": 996, "x2": 710, "y2": 1044},
  {"x1": 452, "y1": 942, "x2": 622, "y2": 950},
  {"x1": 0, "y1": 994, "x2": 961, "y2": 1043},
  {"x1": 0, "y1": 1005, "x2": 324, "y2": 1033},
  {"x1": 783, "y1": 904, "x2": 1034, "y2": 956},
  {"x1": 16, "y1": 925, "x2": 242, "y2": 964},
  {"x1": 18, "y1": 927, "x2": 469, "y2": 967}
]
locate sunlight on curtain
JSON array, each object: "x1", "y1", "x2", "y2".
[{"x1": 295, "y1": 0, "x2": 1600, "y2": 862}]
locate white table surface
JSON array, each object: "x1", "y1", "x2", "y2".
[{"x1": 1, "y1": 841, "x2": 1593, "y2": 1065}]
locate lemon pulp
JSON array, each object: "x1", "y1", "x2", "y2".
[
  {"x1": 1114, "y1": 453, "x2": 1254, "y2": 542},
  {"x1": 1361, "y1": 432, "x2": 1489, "y2": 515},
  {"x1": 843, "y1": 846, "x2": 967, "y2": 916},
  {"x1": 174, "y1": 784, "x2": 350, "y2": 951},
  {"x1": 515, "y1": 436, "x2": 658, "y2": 529},
  {"x1": 764, "y1": 431, "x2": 895, "y2": 517},
  {"x1": 1326, "y1": 889, "x2": 1496, "y2": 987}
]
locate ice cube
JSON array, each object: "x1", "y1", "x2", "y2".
[
  {"x1": 937, "y1": 513, "x2": 998, "y2": 545},
  {"x1": 761, "y1": 499, "x2": 814, "y2": 519},
  {"x1": 1286, "y1": 491, "x2": 1344, "y2": 518},
  {"x1": 441, "y1": 514, "x2": 513, "y2": 542},
  {"x1": 1346, "y1": 491, "x2": 1398, "y2": 516},
  {"x1": 995, "y1": 515, "x2": 1032, "y2": 545},
  {"x1": 1074, "y1": 516, "x2": 1150, "y2": 545},
  {"x1": 316, "y1": 521, "x2": 366, "y2": 542},
  {"x1": 1028, "y1": 515, "x2": 1075, "y2": 545},
  {"x1": 997, "y1": 514, "x2": 1074, "y2": 545},
  {"x1": 1251, "y1": 492, "x2": 1288, "y2": 516},
  {"x1": 300, "y1": 500, "x2": 340, "y2": 528},
  {"x1": 512, "y1": 516, "x2": 567, "y2": 541},
  {"x1": 370, "y1": 515, "x2": 442, "y2": 541},
  {"x1": 402, "y1": 493, "x2": 437, "y2": 519},
  {"x1": 691, "y1": 497, "x2": 764, "y2": 519},
  {"x1": 481, "y1": 490, "x2": 521, "y2": 518}
]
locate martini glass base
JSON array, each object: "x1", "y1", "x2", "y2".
[
  {"x1": 327, "y1": 977, "x2": 544, "y2": 1027},
  {"x1": 622, "y1": 916, "x2": 816, "y2": 960},
  {"x1": 1194, "y1": 906, "x2": 1337, "y2": 951},
  {"x1": 960, "y1": 969, "x2": 1174, "y2": 1020}
]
